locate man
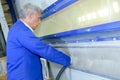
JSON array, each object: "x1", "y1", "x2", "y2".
[{"x1": 7, "y1": 3, "x2": 71, "y2": 80}]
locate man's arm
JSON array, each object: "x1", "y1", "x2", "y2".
[{"x1": 18, "y1": 30, "x2": 71, "y2": 67}]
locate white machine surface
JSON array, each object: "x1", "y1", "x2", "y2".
[{"x1": 50, "y1": 41, "x2": 120, "y2": 80}]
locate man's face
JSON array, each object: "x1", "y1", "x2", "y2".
[{"x1": 30, "y1": 11, "x2": 41, "y2": 30}]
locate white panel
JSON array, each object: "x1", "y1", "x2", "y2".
[
  {"x1": 39, "y1": 0, "x2": 57, "y2": 10},
  {"x1": 51, "y1": 41, "x2": 120, "y2": 79},
  {"x1": 49, "y1": 62, "x2": 112, "y2": 80},
  {"x1": 15, "y1": 0, "x2": 42, "y2": 13},
  {"x1": 15, "y1": 0, "x2": 57, "y2": 12},
  {"x1": 69, "y1": 69, "x2": 111, "y2": 80}
]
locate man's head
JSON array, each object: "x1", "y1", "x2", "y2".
[{"x1": 19, "y1": 3, "x2": 42, "y2": 30}]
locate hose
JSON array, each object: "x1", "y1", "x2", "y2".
[{"x1": 55, "y1": 66, "x2": 67, "y2": 80}]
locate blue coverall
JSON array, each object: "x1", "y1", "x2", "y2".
[{"x1": 7, "y1": 20, "x2": 71, "y2": 80}]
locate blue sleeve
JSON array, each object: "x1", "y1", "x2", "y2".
[{"x1": 17, "y1": 30, "x2": 71, "y2": 67}]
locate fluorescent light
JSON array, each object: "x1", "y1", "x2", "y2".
[
  {"x1": 87, "y1": 14, "x2": 92, "y2": 20},
  {"x1": 81, "y1": 16, "x2": 86, "y2": 22},
  {"x1": 91, "y1": 12, "x2": 97, "y2": 19},
  {"x1": 113, "y1": 1, "x2": 119, "y2": 13},
  {"x1": 78, "y1": 17, "x2": 81, "y2": 22},
  {"x1": 98, "y1": 8, "x2": 109, "y2": 17}
]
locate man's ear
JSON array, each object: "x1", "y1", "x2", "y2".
[{"x1": 27, "y1": 13, "x2": 33, "y2": 19}]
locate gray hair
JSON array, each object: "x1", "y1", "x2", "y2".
[{"x1": 19, "y1": 3, "x2": 41, "y2": 18}]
